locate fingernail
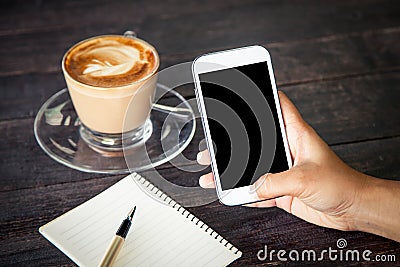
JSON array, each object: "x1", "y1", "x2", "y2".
[
  {"x1": 196, "y1": 152, "x2": 203, "y2": 163},
  {"x1": 254, "y1": 177, "x2": 262, "y2": 191},
  {"x1": 253, "y1": 175, "x2": 267, "y2": 198},
  {"x1": 199, "y1": 175, "x2": 214, "y2": 188},
  {"x1": 197, "y1": 150, "x2": 210, "y2": 165},
  {"x1": 248, "y1": 183, "x2": 257, "y2": 194}
]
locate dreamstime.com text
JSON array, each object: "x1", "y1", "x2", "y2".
[{"x1": 257, "y1": 238, "x2": 396, "y2": 263}]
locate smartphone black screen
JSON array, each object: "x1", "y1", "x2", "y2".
[{"x1": 199, "y1": 61, "x2": 289, "y2": 190}]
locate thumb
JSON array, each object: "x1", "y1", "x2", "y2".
[{"x1": 254, "y1": 168, "x2": 305, "y2": 200}]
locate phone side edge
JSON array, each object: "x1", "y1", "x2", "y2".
[
  {"x1": 192, "y1": 59, "x2": 226, "y2": 204},
  {"x1": 266, "y1": 54, "x2": 294, "y2": 170}
]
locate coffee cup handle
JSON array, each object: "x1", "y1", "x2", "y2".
[{"x1": 124, "y1": 31, "x2": 137, "y2": 38}]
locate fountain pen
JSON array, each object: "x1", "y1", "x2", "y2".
[{"x1": 98, "y1": 206, "x2": 136, "y2": 267}]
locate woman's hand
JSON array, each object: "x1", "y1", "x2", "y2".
[{"x1": 197, "y1": 91, "x2": 400, "y2": 241}]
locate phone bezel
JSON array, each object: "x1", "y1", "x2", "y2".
[{"x1": 192, "y1": 45, "x2": 292, "y2": 206}]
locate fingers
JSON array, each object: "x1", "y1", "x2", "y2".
[
  {"x1": 278, "y1": 91, "x2": 305, "y2": 127},
  {"x1": 254, "y1": 168, "x2": 305, "y2": 200},
  {"x1": 278, "y1": 91, "x2": 310, "y2": 160},
  {"x1": 244, "y1": 198, "x2": 276, "y2": 208},
  {"x1": 198, "y1": 150, "x2": 214, "y2": 188},
  {"x1": 199, "y1": 172, "x2": 279, "y2": 209},
  {"x1": 199, "y1": 173, "x2": 215, "y2": 188},
  {"x1": 197, "y1": 149, "x2": 213, "y2": 188},
  {"x1": 197, "y1": 150, "x2": 211, "y2": 165}
]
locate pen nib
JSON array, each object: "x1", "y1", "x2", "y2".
[{"x1": 128, "y1": 206, "x2": 136, "y2": 220}]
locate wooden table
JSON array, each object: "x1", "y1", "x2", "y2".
[{"x1": 1, "y1": 1, "x2": 399, "y2": 266}]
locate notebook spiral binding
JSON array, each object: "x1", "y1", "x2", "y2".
[{"x1": 132, "y1": 173, "x2": 241, "y2": 255}]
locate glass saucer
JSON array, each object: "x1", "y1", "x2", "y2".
[{"x1": 34, "y1": 84, "x2": 196, "y2": 174}]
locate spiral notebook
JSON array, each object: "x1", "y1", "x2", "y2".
[{"x1": 39, "y1": 173, "x2": 242, "y2": 266}]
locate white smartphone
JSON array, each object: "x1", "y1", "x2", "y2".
[{"x1": 192, "y1": 45, "x2": 292, "y2": 206}]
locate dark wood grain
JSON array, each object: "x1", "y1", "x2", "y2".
[
  {"x1": 3, "y1": 0, "x2": 399, "y2": 39},
  {"x1": 2, "y1": 28, "x2": 400, "y2": 122},
  {"x1": 284, "y1": 72, "x2": 400, "y2": 145},
  {"x1": 1, "y1": 0, "x2": 400, "y2": 266},
  {"x1": 1, "y1": 137, "x2": 399, "y2": 266},
  {"x1": 0, "y1": 115, "x2": 207, "y2": 191},
  {"x1": 1, "y1": 0, "x2": 400, "y2": 76},
  {"x1": 2, "y1": 72, "x2": 399, "y2": 191}
]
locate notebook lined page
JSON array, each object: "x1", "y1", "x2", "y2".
[{"x1": 40, "y1": 174, "x2": 242, "y2": 267}]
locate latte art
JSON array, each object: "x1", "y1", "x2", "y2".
[{"x1": 64, "y1": 36, "x2": 158, "y2": 87}]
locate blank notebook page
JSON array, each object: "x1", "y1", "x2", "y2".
[{"x1": 40, "y1": 173, "x2": 242, "y2": 266}]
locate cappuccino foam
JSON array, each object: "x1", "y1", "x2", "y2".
[{"x1": 64, "y1": 36, "x2": 158, "y2": 87}]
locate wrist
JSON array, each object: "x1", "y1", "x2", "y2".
[
  {"x1": 350, "y1": 175, "x2": 379, "y2": 233},
  {"x1": 350, "y1": 175, "x2": 400, "y2": 241}
]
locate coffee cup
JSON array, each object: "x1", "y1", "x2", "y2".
[{"x1": 62, "y1": 32, "x2": 159, "y2": 151}]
